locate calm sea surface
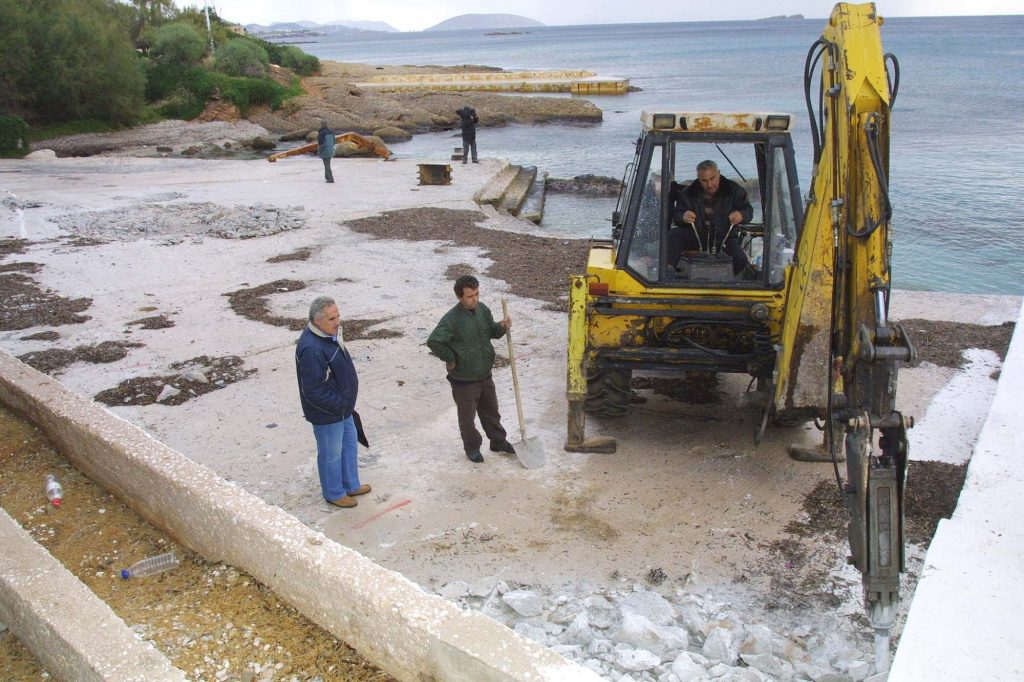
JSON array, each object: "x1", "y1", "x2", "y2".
[{"x1": 293, "y1": 16, "x2": 1024, "y2": 294}]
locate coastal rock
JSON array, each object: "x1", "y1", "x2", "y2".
[
  {"x1": 30, "y1": 120, "x2": 273, "y2": 158},
  {"x1": 372, "y1": 126, "x2": 412, "y2": 142},
  {"x1": 246, "y1": 61, "x2": 602, "y2": 136},
  {"x1": 25, "y1": 149, "x2": 58, "y2": 160},
  {"x1": 196, "y1": 100, "x2": 241, "y2": 123},
  {"x1": 280, "y1": 129, "x2": 313, "y2": 142},
  {"x1": 547, "y1": 173, "x2": 622, "y2": 197},
  {"x1": 246, "y1": 136, "x2": 277, "y2": 151}
]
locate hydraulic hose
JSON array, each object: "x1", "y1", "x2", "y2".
[
  {"x1": 884, "y1": 53, "x2": 900, "y2": 107},
  {"x1": 803, "y1": 39, "x2": 830, "y2": 165},
  {"x1": 848, "y1": 113, "x2": 892, "y2": 238}
]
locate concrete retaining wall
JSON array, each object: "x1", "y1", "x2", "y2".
[
  {"x1": 889, "y1": 300, "x2": 1024, "y2": 680},
  {"x1": 0, "y1": 350, "x2": 602, "y2": 682},
  {"x1": 0, "y1": 508, "x2": 185, "y2": 681}
]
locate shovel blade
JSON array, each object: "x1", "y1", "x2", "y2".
[{"x1": 514, "y1": 437, "x2": 546, "y2": 469}]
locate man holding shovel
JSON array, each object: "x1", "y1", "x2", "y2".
[{"x1": 428, "y1": 275, "x2": 516, "y2": 464}]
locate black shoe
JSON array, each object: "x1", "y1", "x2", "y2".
[
  {"x1": 472, "y1": 159, "x2": 479, "y2": 163},
  {"x1": 466, "y1": 450, "x2": 484, "y2": 463},
  {"x1": 489, "y1": 441, "x2": 515, "y2": 455}
]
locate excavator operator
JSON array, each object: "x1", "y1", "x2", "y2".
[{"x1": 667, "y1": 159, "x2": 753, "y2": 275}]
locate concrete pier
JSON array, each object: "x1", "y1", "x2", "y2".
[{"x1": 352, "y1": 69, "x2": 629, "y2": 95}]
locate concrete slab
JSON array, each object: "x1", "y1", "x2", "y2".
[{"x1": 890, "y1": 300, "x2": 1024, "y2": 680}]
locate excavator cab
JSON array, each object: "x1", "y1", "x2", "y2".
[
  {"x1": 617, "y1": 112, "x2": 801, "y2": 290},
  {"x1": 565, "y1": 111, "x2": 802, "y2": 429}
]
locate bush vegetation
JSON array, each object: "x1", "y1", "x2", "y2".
[
  {"x1": 0, "y1": 114, "x2": 30, "y2": 158},
  {"x1": 0, "y1": 0, "x2": 318, "y2": 128},
  {"x1": 146, "y1": 22, "x2": 207, "y2": 65},
  {"x1": 214, "y1": 39, "x2": 270, "y2": 78}
]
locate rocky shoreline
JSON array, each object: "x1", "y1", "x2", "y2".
[{"x1": 30, "y1": 60, "x2": 603, "y2": 159}]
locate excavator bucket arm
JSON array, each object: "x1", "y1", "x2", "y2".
[{"x1": 772, "y1": 2, "x2": 914, "y2": 665}]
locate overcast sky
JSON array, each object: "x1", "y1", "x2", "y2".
[{"x1": 180, "y1": 0, "x2": 1023, "y2": 31}]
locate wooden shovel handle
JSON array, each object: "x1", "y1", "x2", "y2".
[{"x1": 501, "y1": 299, "x2": 529, "y2": 439}]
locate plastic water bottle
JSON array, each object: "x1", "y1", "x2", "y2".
[
  {"x1": 44, "y1": 475, "x2": 63, "y2": 507},
  {"x1": 121, "y1": 552, "x2": 180, "y2": 579}
]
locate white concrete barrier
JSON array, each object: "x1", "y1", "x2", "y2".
[
  {"x1": 0, "y1": 508, "x2": 185, "y2": 681},
  {"x1": 890, "y1": 300, "x2": 1024, "y2": 680},
  {"x1": 0, "y1": 350, "x2": 602, "y2": 682}
]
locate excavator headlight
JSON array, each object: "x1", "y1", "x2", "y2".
[
  {"x1": 651, "y1": 114, "x2": 676, "y2": 130},
  {"x1": 766, "y1": 115, "x2": 791, "y2": 131}
]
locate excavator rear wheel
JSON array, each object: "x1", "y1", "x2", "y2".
[{"x1": 584, "y1": 368, "x2": 632, "y2": 417}]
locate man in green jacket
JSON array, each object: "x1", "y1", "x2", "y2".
[{"x1": 428, "y1": 275, "x2": 516, "y2": 463}]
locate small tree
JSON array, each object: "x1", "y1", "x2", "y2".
[
  {"x1": 0, "y1": 114, "x2": 30, "y2": 158},
  {"x1": 147, "y1": 22, "x2": 206, "y2": 65},
  {"x1": 214, "y1": 39, "x2": 268, "y2": 78}
]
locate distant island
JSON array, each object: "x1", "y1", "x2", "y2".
[
  {"x1": 246, "y1": 19, "x2": 399, "y2": 36},
  {"x1": 425, "y1": 13, "x2": 544, "y2": 32},
  {"x1": 758, "y1": 14, "x2": 805, "y2": 20}
]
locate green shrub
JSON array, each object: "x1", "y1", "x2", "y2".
[
  {"x1": 0, "y1": 0, "x2": 146, "y2": 124},
  {"x1": 214, "y1": 39, "x2": 269, "y2": 78},
  {"x1": 0, "y1": 115, "x2": 30, "y2": 158},
  {"x1": 250, "y1": 40, "x2": 320, "y2": 76},
  {"x1": 276, "y1": 45, "x2": 320, "y2": 76},
  {"x1": 146, "y1": 22, "x2": 207, "y2": 65},
  {"x1": 145, "y1": 62, "x2": 296, "y2": 117}
]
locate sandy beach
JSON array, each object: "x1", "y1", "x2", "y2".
[{"x1": 1, "y1": 150, "x2": 1020, "y2": 674}]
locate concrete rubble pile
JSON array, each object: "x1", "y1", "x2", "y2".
[
  {"x1": 55, "y1": 202, "x2": 307, "y2": 242},
  {"x1": 438, "y1": 579, "x2": 887, "y2": 682}
]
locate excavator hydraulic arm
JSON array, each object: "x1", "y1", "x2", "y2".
[{"x1": 772, "y1": 2, "x2": 914, "y2": 652}]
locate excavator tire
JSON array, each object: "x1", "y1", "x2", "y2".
[{"x1": 584, "y1": 368, "x2": 632, "y2": 417}]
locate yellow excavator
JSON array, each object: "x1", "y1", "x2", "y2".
[{"x1": 564, "y1": 2, "x2": 911, "y2": 666}]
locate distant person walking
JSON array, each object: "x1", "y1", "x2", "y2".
[
  {"x1": 317, "y1": 119, "x2": 336, "y2": 183},
  {"x1": 295, "y1": 295, "x2": 370, "y2": 507},
  {"x1": 456, "y1": 106, "x2": 479, "y2": 164},
  {"x1": 427, "y1": 275, "x2": 516, "y2": 463}
]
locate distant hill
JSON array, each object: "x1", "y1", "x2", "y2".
[
  {"x1": 758, "y1": 14, "x2": 805, "y2": 20},
  {"x1": 425, "y1": 14, "x2": 543, "y2": 32},
  {"x1": 247, "y1": 20, "x2": 399, "y2": 35},
  {"x1": 324, "y1": 20, "x2": 399, "y2": 32}
]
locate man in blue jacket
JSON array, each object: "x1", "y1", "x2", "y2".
[
  {"x1": 317, "y1": 119, "x2": 336, "y2": 183},
  {"x1": 295, "y1": 295, "x2": 369, "y2": 507},
  {"x1": 428, "y1": 275, "x2": 515, "y2": 463}
]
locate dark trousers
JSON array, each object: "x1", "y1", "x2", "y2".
[
  {"x1": 461, "y1": 135, "x2": 477, "y2": 163},
  {"x1": 322, "y1": 157, "x2": 334, "y2": 183},
  {"x1": 450, "y1": 376, "x2": 506, "y2": 453}
]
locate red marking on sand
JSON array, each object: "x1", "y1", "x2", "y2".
[{"x1": 351, "y1": 499, "x2": 412, "y2": 530}]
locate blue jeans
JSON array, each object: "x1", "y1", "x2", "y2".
[{"x1": 312, "y1": 416, "x2": 360, "y2": 501}]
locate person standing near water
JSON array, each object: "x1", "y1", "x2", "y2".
[
  {"x1": 317, "y1": 119, "x2": 336, "y2": 183},
  {"x1": 456, "y1": 106, "x2": 479, "y2": 164}
]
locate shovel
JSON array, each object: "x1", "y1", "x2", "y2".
[{"x1": 501, "y1": 299, "x2": 546, "y2": 469}]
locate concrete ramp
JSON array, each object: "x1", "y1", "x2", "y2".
[{"x1": 476, "y1": 163, "x2": 547, "y2": 221}]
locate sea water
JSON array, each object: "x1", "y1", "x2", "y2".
[{"x1": 293, "y1": 15, "x2": 1024, "y2": 294}]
